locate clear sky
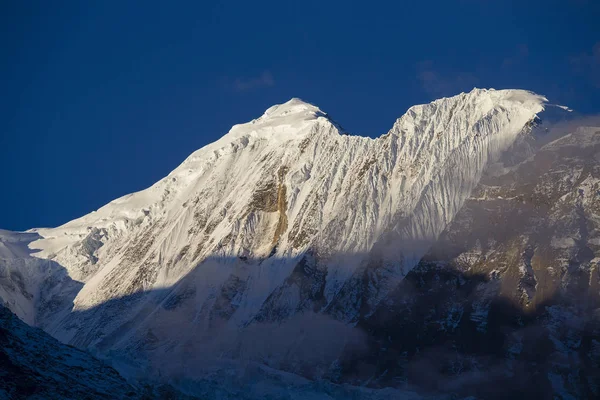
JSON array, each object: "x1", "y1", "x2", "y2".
[{"x1": 1, "y1": 0, "x2": 599, "y2": 231}]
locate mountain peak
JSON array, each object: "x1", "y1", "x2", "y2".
[{"x1": 260, "y1": 97, "x2": 325, "y2": 121}]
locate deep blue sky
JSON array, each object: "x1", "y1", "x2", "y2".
[{"x1": 1, "y1": 1, "x2": 599, "y2": 231}]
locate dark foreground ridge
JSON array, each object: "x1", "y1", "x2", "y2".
[{"x1": 0, "y1": 305, "x2": 138, "y2": 399}]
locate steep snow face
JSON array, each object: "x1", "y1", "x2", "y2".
[{"x1": 19, "y1": 89, "x2": 545, "y2": 351}]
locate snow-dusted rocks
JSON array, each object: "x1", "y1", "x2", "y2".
[{"x1": 356, "y1": 124, "x2": 600, "y2": 398}]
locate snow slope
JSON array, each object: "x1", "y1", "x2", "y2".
[{"x1": 3, "y1": 89, "x2": 547, "y2": 382}]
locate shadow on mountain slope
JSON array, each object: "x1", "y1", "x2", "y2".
[
  {"x1": 0, "y1": 304, "x2": 139, "y2": 399},
  {"x1": 350, "y1": 262, "x2": 600, "y2": 399},
  {"x1": 48, "y1": 248, "x2": 600, "y2": 400}
]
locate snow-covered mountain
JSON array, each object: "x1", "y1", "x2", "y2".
[
  {"x1": 7, "y1": 88, "x2": 597, "y2": 398},
  {"x1": 26, "y1": 88, "x2": 543, "y2": 321}
]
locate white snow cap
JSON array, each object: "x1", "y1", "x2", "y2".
[{"x1": 261, "y1": 97, "x2": 324, "y2": 120}]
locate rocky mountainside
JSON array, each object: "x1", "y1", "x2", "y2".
[
  {"x1": 347, "y1": 126, "x2": 600, "y2": 398},
  {"x1": 0, "y1": 305, "x2": 138, "y2": 399},
  {"x1": 3, "y1": 88, "x2": 599, "y2": 398}
]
